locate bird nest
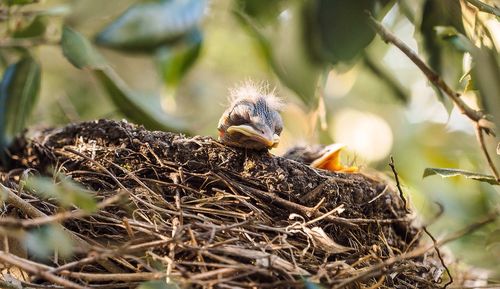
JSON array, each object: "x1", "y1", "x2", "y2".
[{"x1": 0, "y1": 119, "x2": 450, "y2": 288}]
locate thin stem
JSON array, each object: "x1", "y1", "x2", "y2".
[
  {"x1": 475, "y1": 123, "x2": 500, "y2": 181},
  {"x1": 464, "y1": 0, "x2": 500, "y2": 17},
  {"x1": 367, "y1": 14, "x2": 493, "y2": 133},
  {"x1": 368, "y1": 13, "x2": 499, "y2": 181}
]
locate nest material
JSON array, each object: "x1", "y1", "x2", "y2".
[{"x1": 0, "y1": 119, "x2": 445, "y2": 288}]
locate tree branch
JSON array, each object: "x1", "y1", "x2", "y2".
[
  {"x1": 368, "y1": 13, "x2": 499, "y2": 182},
  {"x1": 367, "y1": 14, "x2": 493, "y2": 133},
  {"x1": 464, "y1": 0, "x2": 500, "y2": 17}
]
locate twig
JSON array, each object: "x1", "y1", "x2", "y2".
[
  {"x1": 389, "y1": 156, "x2": 410, "y2": 214},
  {"x1": 0, "y1": 190, "x2": 127, "y2": 228},
  {"x1": 367, "y1": 14, "x2": 493, "y2": 133},
  {"x1": 332, "y1": 210, "x2": 498, "y2": 288},
  {"x1": 368, "y1": 13, "x2": 499, "y2": 185},
  {"x1": 0, "y1": 251, "x2": 89, "y2": 289},
  {"x1": 475, "y1": 123, "x2": 500, "y2": 181},
  {"x1": 464, "y1": 0, "x2": 500, "y2": 17},
  {"x1": 423, "y1": 226, "x2": 453, "y2": 288},
  {"x1": 1, "y1": 183, "x2": 125, "y2": 273}
]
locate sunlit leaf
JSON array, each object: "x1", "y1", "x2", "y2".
[
  {"x1": 419, "y1": 0, "x2": 465, "y2": 98},
  {"x1": 138, "y1": 280, "x2": 180, "y2": 289},
  {"x1": 423, "y1": 168, "x2": 499, "y2": 185},
  {"x1": 303, "y1": 0, "x2": 376, "y2": 64},
  {"x1": 155, "y1": 29, "x2": 202, "y2": 87},
  {"x1": 95, "y1": 0, "x2": 207, "y2": 51},
  {"x1": 61, "y1": 26, "x2": 191, "y2": 133},
  {"x1": 24, "y1": 175, "x2": 98, "y2": 212},
  {"x1": 61, "y1": 26, "x2": 106, "y2": 69},
  {"x1": 0, "y1": 56, "x2": 40, "y2": 162},
  {"x1": 24, "y1": 225, "x2": 74, "y2": 260}
]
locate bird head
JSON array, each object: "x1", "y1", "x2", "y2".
[{"x1": 217, "y1": 83, "x2": 283, "y2": 150}]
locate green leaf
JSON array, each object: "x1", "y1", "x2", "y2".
[
  {"x1": 0, "y1": 56, "x2": 41, "y2": 159},
  {"x1": 303, "y1": 0, "x2": 376, "y2": 64},
  {"x1": 471, "y1": 45, "x2": 500, "y2": 130},
  {"x1": 95, "y1": 0, "x2": 207, "y2": 51},
  {"x1": 419, "y1": 0, "x2": 465, "y2": 96},
  {"x1": 303, "y1": 279, "x2": 326, "y2": 289},
  {"x1": 234, "y1": 0, "x2": 286, "y2": 24},
  {"x1": 434, "y1": 26, "x2": 475, "y2": 53},
  {"x1": 61, "y1": 26, "x2": 106, "y2": 69},
  {"x1": 6, "y1": 0, "x2": 37, "y2": 5},
  {"x1": 155, "y1": 29, "x2": 202, "y2": 87},
  {"x1": 61, "y1": 26, "x2": 191, "y2": 133},
  {"x1": 24, "y1": 225, "x2": 74, "y2": 260},
  {"x1": 24, "y1": 175, "x2": 98, "y2": 212},
  {"x1": 235, "y1": 2, "x2": 323, "y2": 105},
  {"x1": 423, "y1": 168, "x2": 499, "y2": 185},
  {"x1": 138, "y1": 280, "x2": 180, "y2": 289},
  {"x1": 0, "y1": 184, "x2": 8, "y2": 205},
  {"x1": 12, "y1": 16, "x2": 47, "y2": 39},
  {"x1": 94, "y1": 69, "x2": 191, "y2": 133}
]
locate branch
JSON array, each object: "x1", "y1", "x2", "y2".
[
  {"x1": 0, "y1": 251, "x2": 89, "y2": 289},
  {"x1": 464, "y1": 0, "x2": 500, "y2": 17},
  {"x1": 475, "y1": 124, "x2": 500, "y2": 181},
  {"x1": 367, "y1": 13, "x2": 499, "y2": 182},
  {"x1": 367, "y1": 14, "x2": 493, "y2": 134},
  {"x1": 332, "y1": 209, "x2": 499, "y2": 288}
]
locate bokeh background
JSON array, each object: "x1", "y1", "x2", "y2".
[{"x1": 2, "y1": 0, "x2": 499, "y2": 279}]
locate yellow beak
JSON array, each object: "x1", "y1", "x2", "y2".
[
  {"x1": 227, "y1": 124, "x2": 279, "y2": 148},
  {"x1": 310, "y1": 144, "x2": 358, "y2": 173}
]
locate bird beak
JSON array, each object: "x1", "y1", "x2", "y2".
[
  {"x1": 226, "y1": 124, "x2": 279, "y2": 148},
  {"x1": 310, "y1": 144, "x2": 358, "y2": 172}
]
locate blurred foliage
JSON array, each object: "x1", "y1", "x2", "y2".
[
  {"x1": 138, "y1": 280, "x2": 180, "y2": 289},
  {"x1": 0, "y1": 56, "x2": 40, "y2": 162},
  {"x1": 24, "y1": 174, "x2": 98, "y2": 212},
  {"x1": 0, "y1": 0, "x2": 499, "y2": 279},
  {"x1": 24, "y1": 225, "x2": 74, "y2": 260}
]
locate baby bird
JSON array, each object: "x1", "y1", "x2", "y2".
[
  {"x1": 283, "y1": 143, "x2": 358, "y2": 173},
  {"x1": 217, "y1": 83, "x2": 283, "y2": 150}
]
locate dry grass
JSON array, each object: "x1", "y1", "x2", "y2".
[{"x1": 0, "y1": 119, "x2": 486, "y2": 288}]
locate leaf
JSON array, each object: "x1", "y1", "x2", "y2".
[
  {"x1": 419, "y1": 0, "x2": 466, "y2": 95},
  {"x1": 423, "y1": 168, "x2": 499, "y2": 185},
  {"x1": 61, "y1": 26, "x2": 191, "y2": 133},
  {"x1": 24, "y1": 175, "x2": 98, "y2": 212},
  {"x1": 0, "y1": 184, "x2": 8, "y2": 205},
  {"x1": 95, "y1": 0, "x2": 207, "y2": 51},
  {"x1": 6, "y1": 0, "x2": 37, "y2": 5},
  {"x1": 61, "y1": 26, "x2": 106, "y2": 69},
  {"x1": 303, "y1": 0, "x2": 376, "y2": 64},
  {"x1": 24, "y1": 225, "x2": 74, "y2": 260},
  {"x1": 235, "y1": 2, "x2": 323, "y2": 105},
  {"x1": 138, "y1": 280, "x2": 180, "y2": 289},
  {"x1": 155, "y1": 29, "x2": 202, "y2": 87},
  {"x1": 0, "y1": 56, "x2": 40, "y2": 158},
  {"x1": 303, "y1": 279, "x2": 326, "y2": 289},
  {"x1": 471, "y1": 45, "x2": 500, "y2": 130},
  {"x1": 12, "y1": 16, "x2": 47, "y2": 39},
  {"x1": 94, "y1": 69, "x2": 191, "y2": 133},
  {"x1": 234, "y1": 0, "x2": 286, "y2": 24}
]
